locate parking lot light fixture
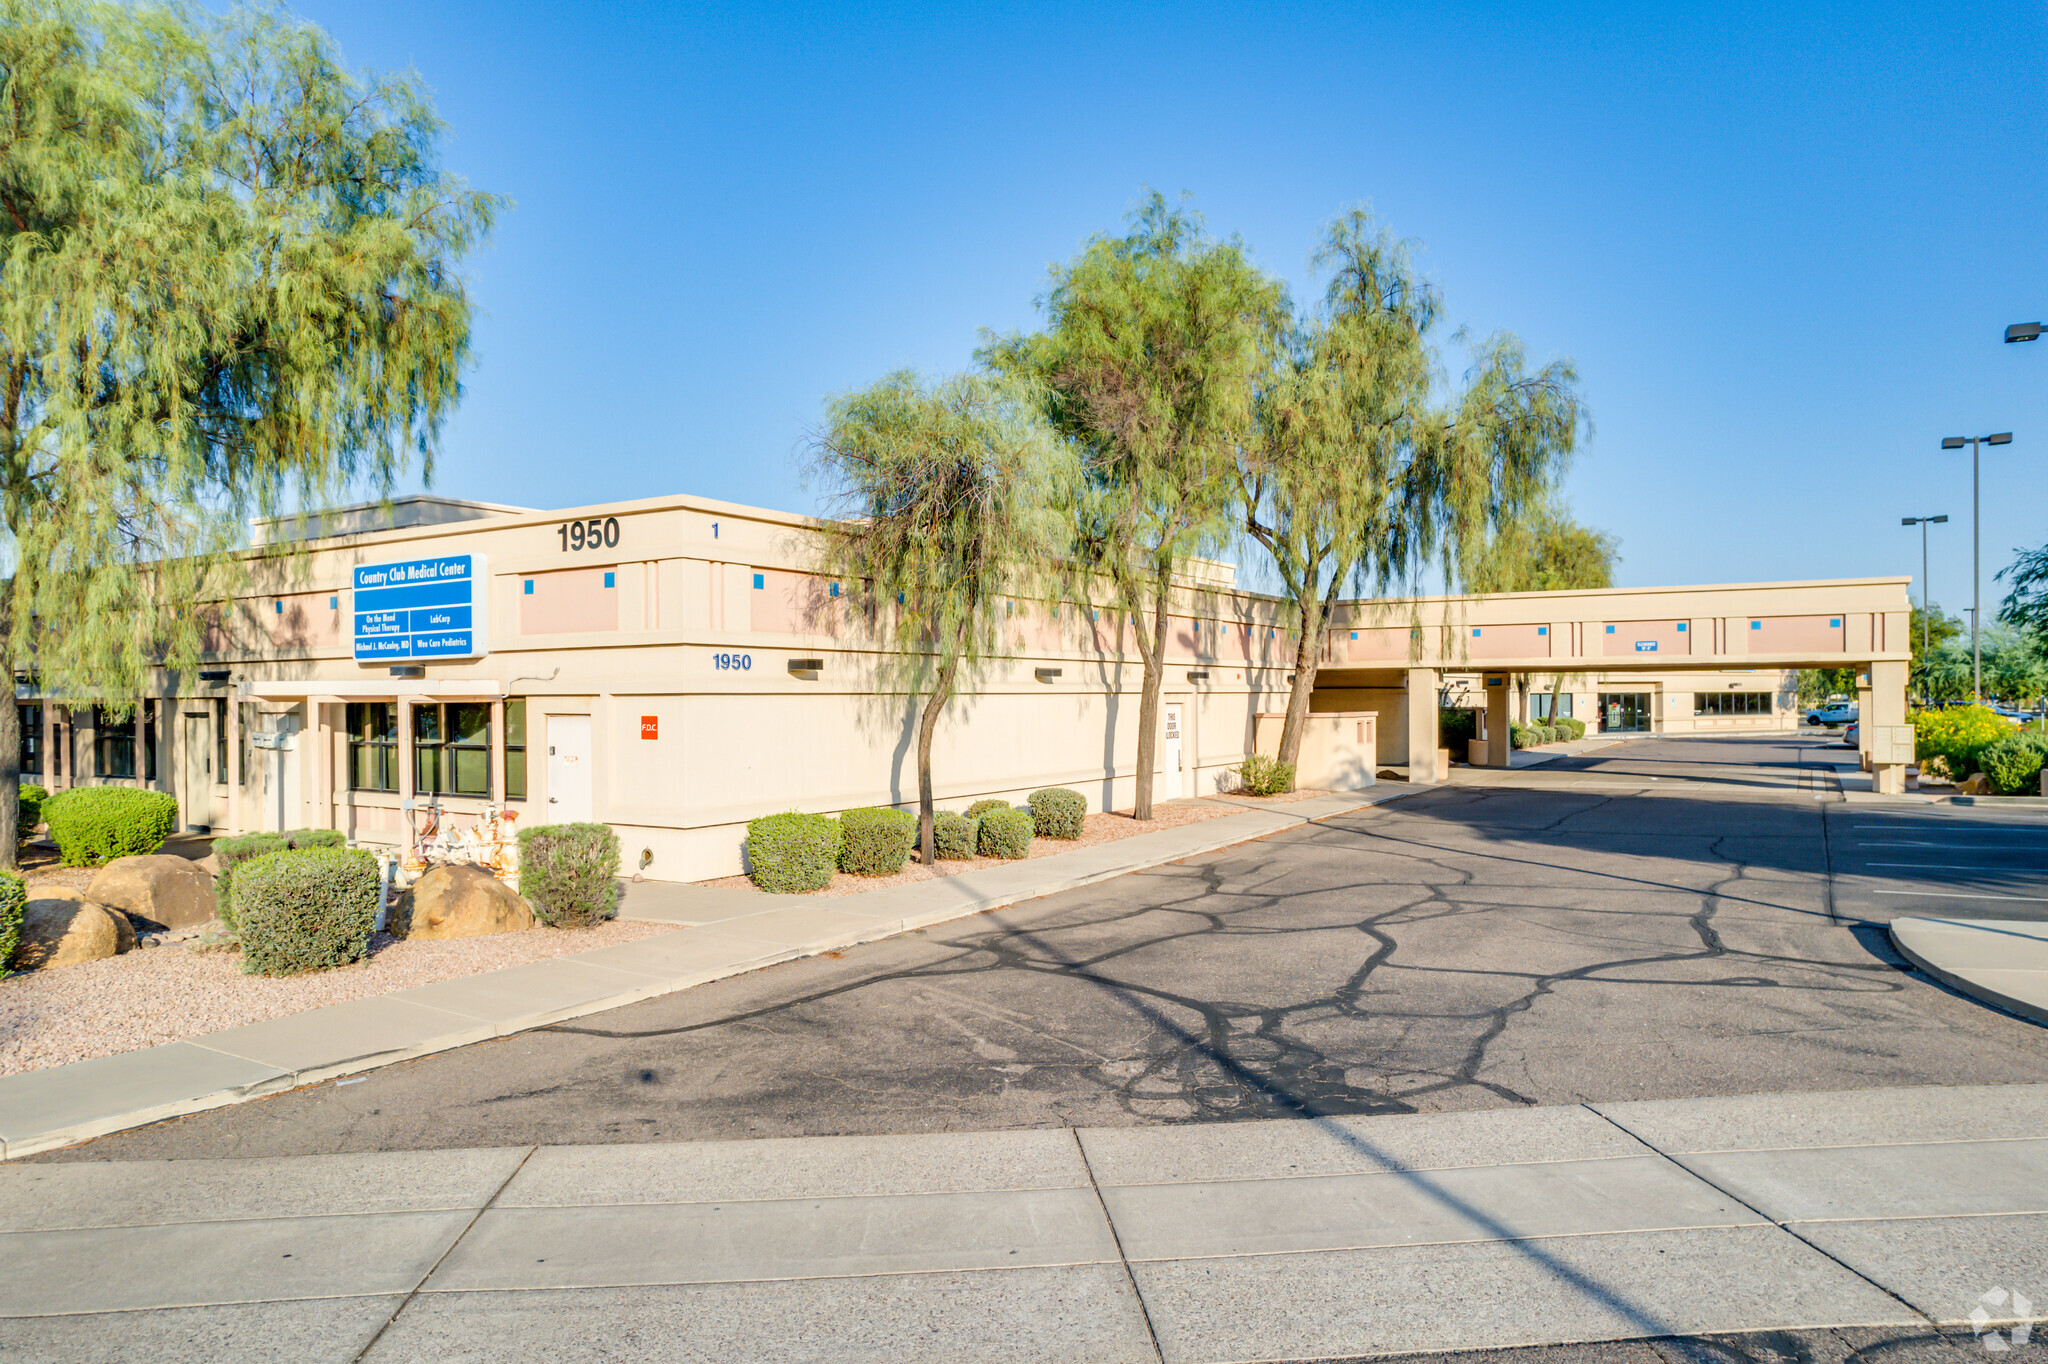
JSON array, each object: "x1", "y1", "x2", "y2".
[
  {"x1": 1942, "y1": 434, "x2": 2015, "y2": 702},
  {"x1": 2008, "y1": 322, "x2": 2043, "y2": 343},
  {"x1": 1901, "y1": 514, "x2": 1950, "y2": 659}
]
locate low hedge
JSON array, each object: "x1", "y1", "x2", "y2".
[
  {"x1": 235, "y1": 847, "x2": 381, "y2": 976},
  {"x1": 518, "y1": 822, "x2": 621, "y2": 927},
  {"x1": 43, "y1": 786, "x2": 178, "y2": 866},
  {"x1": 17, "y1": 782, "x2": 46, "y2": 842},
  {"x1": 933, "y1": 811, "x2": 978, "y2": 860},
  {"x1": 1510, "y1": 722, "x2": 1540, "y2": 750},
  {"x1": 1238, "y1": 754, "x2": 1295, "y2": 796},
  {"x1": 838, "y1": 807, "x2": 916, "y2": 876},
  {"x1": 978, "y1": 807, "x2": 1034, "y2": 859},
  {"x1": 1027, "y1": 788, "x2": 1086, "y2": 839},
  {"x1": 963, "y1": 798, "x2": 1010, "y2": 822},
  {"x1": 216, "y1": 828, "x2": 350, "y2": 929},
  {"x1": 0, "y1": 870, "x2": 23, "y2": 972},
  {"x1": 1552, "y1": 717, "x2": 1586, "y2": 740},
  {"x1": 1979, "y1": 731, "x2": 2048, "y2": 796},
  {"x1": 746, "y1": 812, "x2": 840, "y2": 893}
]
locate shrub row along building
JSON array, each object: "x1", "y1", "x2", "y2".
[{"x1": 19, "y1": 494, "x2": 1913, "y2": 882}]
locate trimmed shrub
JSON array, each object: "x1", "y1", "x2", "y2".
[
  {"x1": 933, "y1": 811, "x2": 978, "y2": 860},
  {"x1": 1510, "y1": 722, "x2": 1540, "y2": 750},
  {"x1": 1238, "y1": 754, "x2": 1295, "y2": 796},
  {"x1": 1027, "y1": 788, "x2": 1086, "y2": 839},
  {"x1": 235, "y1": 847, "x2": 380, "y2": 976},
  {"x1": 284, "y1": 828, "x2": 347, "y2": 850},
  {"x1": 1979, "y1": 731, "x2": 2048, "y2": 796},
  {"x1": 1911, "y1": 705, "x2": 2016, "y2": 777},
  {"x1": 978, "y1": 807, "x2": 1034, "y2": 859},
  {"x1": 214, "y1": 831, "x2": 288, "y2": 931},
  {"x1": 1552, "y1": 717, "x2": 1586, "y2": 740},
  {"x1": 518, "y1": 822, "x2": 622, "y2": 927},
  {"x1": 964, "y1": 798, "x2": 1009, "y2": 822},
  {"x1": 43, "y1": 787, "x2": 178, "y2": 866},
  {"x1": 0, "y1": 870, "x2": 23, "y2": 971},
  {"x1": 1439, "y1": 708, "x2": 1479, "y2": 749},
  {"x1": 838, "y1": 807, "x2": 916, "y2": 876},
  {"x1": 17, "y1": 783, "x2": 46, "y2": 842},
  {"x1": 746, "y1": 812, "x2": 840, "y2": 893}
]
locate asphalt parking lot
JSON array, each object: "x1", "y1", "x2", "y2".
[
  {"x1": 1826, "y1": 806, "x2": 2048, "y2": 924},
  {"x1": 45, "y1": 733, "x2": 2048, "y2": 1163}
]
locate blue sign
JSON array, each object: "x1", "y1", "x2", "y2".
[
  {"x1": 1635, "y1": 640, "x2": 1658, "y2": 652},
  {"x1": 351, "y1": 554, "x2": 489, "y2": 662}
]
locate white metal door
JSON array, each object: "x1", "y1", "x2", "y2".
[
  {"x1": 182, "y1": 715, "x2": 212, "y2": 830},
  {"x1": 1161, "y1": 703, "x2": 1185, "y2": 799},
  {"x1": 547, "y1": 715, "x2": 593, "y2": 823}
]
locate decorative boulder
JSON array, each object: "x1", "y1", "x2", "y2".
[
  {"x1": 85, "y1": 855, "x2": 218, "y2": 932},
  {"x1": 1957, "y1": 772, "x2": 1993, "y2": 796},
  {"x1": 396, "y1": 863, "x2": 535, "y2": 940},
  {"x1": 14, "y1": 899, "x2": 130, "y2": 969}
]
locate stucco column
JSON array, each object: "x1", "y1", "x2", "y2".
[
  {"x1": 1405, "y1": 667, "x2": 1442, "y2": 783},
  {"x1": 397, "y1": 696, "x2": 416, "y2": 860},
  {"x1": 490, "y1": 698, "x2": 506, "y2": 805},
  {"x1": 1868, "y1": 658, "x2": 1909, "y2": 795},
  {"x1": 133, "y1": 706, "x2": 145, "y2": 788},
  {"x1": 227, "y1": 699, "x2": 241, "y2": 835},
  {"x1": 1484, "y1": 673, "x2": 1512, "y2": 767},
  {"x1": 41, "y1": 703, "x2": 55, "y2": 790},
  {"x1": 1856, "y1": 675, "x2": 1875, "y2": 772}
]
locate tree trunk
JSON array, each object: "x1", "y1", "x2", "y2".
[
  {"x1": 1277, "y1": 574, "x2": 1342, "y2": 771},
  {"x1": 1130, "y1": 570, "x2": 1171, "y2": 821},
  {"x1": 0, "y1": 596, "x2": 16, "y2": 871},
  {"x1": 914, "y1": 653, "x2": 962, "y2": 867},
  {"x1": 1516, "y1": 676, "x2": 1529, "y2": 726},
  {"x1": 1548, "y1": 673, "x2": 1565, "y2": 725}
]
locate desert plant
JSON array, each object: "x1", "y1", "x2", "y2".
[
  {"x1": 1978, "y1": 731, "x2": 2048, "y2": 796},
  {"x1": 933, "y1": 811, "x2": 978, "y2": 859},
  {"x1": 17, "y1": 783, "x2": 47, "y2": 843},
  {"x1": 1238, "y1": 754, "x2": 1296, "y2": 796},
  {"x1": 838, "y1": 807, "x2": 917, "y2": 876},
  {"x1": 1553, "y1": 717, "x2": 1586, "y2": 740},
  {"x1": 745, "y1": 812, "x2": 841, "y2": 893},
  {"x1": 978, "y1": 807, "x2": 1034, "y2": 858},
  {"x1": 41, "y1": 787, "x2": 178, "y2": 866},
  {"x1": 517, "y1": 822, "x2": 621, "y2": 927},
  {"x1": 1439, "y1": 708, "x2": 1479, "y2": 748},
  {"x1": 234, "y1": 847, "x2": 380, "y2": 976},
  {"x1": 1911, "y1": 705, "x2": 2016, "y2": 777},
  {"x1": 213, "y1": 831, "x2": 288, "y2": 930},
  {"x1": 964, "y1": 798, "x2": 1010, "y2": 822},
  {"x1": 1510, "y1": 722, "x2": 1542, "y2": 749},
  {"x1": 1918, "y1": 753, "x2": 1954, "y2": 784},
  {"x1": 0, "y1": 870, "x2": 23, "y2": 971},
  {"x1": 1027, "y1": 788, "x2": 1086, "y2": 839}
]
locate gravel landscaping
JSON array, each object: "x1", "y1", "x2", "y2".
[{"x1": 0, "y1": 917, "x2": 676, "y2": 1076}]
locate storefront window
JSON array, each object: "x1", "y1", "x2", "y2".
[
  {"x1": 1531, "y1": 693, "x2": 1572, "y2": 720},
  {"x1": 505, "y1": 698, "x2": 527, "y2": 800},
  {"x1": 348, "y1": 702, "x2": 398, "y2": 792},
  {"x1": 1694, "y1": 692, "x2": 1771, "y2": 716},
  {"x1": 91, "y1": 703, "x2": 157, "y2": 781},
  {"x1": 415, "y1": 702, "x2": 492, "y2": 798},
  {"x1": 19, "y1": 704, "x2": 40, "y2": 777}
]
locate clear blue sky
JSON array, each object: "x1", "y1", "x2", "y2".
[{"x1": 298, "y1": 0, "x2": 2046, "y2": 608}]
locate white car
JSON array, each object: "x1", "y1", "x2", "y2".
[
  {"x1": 1843, "y1": 720, "x2": 1859, "y2": 748},
  {"x1": 1807, "y1": 702, "x2": 1857, "y2": 727}
]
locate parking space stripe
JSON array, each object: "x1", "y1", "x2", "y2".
[{"x1": 1871, "y1": 889, "x2": 2048, "y2": 902}]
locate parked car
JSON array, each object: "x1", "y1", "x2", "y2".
[
  {"x1": 1843, "y1": 720, "x2": 1859, "y2": 748},
  {"x1": 1807, "y1": 702, "x2": 1857, "y2": 727}
]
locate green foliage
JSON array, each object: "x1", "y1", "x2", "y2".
[
  {"x1": 1911, "y1": 705, "x2": 2017, "y2": 777},
  {"x1": 1027, "y1": 788, "x2": 1086, "y2": 839},
  {"x1": 1468, "y1": 500, "x2": 1617, "y2": 594},
  {"x1": 964, "y1": 799, "x2": 1010, "y2": 821},
  {"x1": 933, "y1": 811, "x2": 978, "y2": 860},
  {"x1": 235, "y1": 847, "x2": 380, "y2": 976},
  {"x1": 1999, "y1": 541, "x2": 2048, "y2": 637},
  {"x1": 0, "y1": 870, "x2": 22, "y2": 971},
  {"x1": 42, "y1": 786, "x2": 177, "y2": 865},
  {"x1": 1551, "y1": 717, "x2": 1586, "y2": 740},
  {"x1": 837, "y1": 807, "x2": 916, "y2": 877},
  {"x1": 214, "y1": 832, "x2": 287, "y2": 930},
  {"x1": 1978, "y1": 731, "x2": 2048, "y2": 796},
  {"x1": 1798, "y1": 668, "x2": 1858, "y2": 706},
  {"x1": 977, "y1": 808, "x2": 1034, "y2": 859},
  {"x1": 285, "y1": 828, "x2": 346, "y2": 850},
  {"x1": 745, "y1": 813, "x2": 840, "y2": 893},
  {"x1": 517, "y1": 823, "x2": 620, "y2": 928},
  {"x1": 1237, "y1": 754, "x2": 1296, "y2": 796},
  {"x1": 17, "y1": 783, "x2": 46, "y2": 841},
  {"x1": 1439, "y1": 709, "x2": 1478, "y2": 748},
  {"x1": 1510, "y1": 722, "x2": 1540, "y2": 749}
]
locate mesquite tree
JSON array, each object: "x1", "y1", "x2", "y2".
[
  {"x1": 0, "y1": 1, "x2": 498, "y2": 865},
  {"x1": 1466, "y1": 497, "x2": 1618, "y2": 723},
  {"x1": 984, "y1": 194, "x2": 1285, "y2": 819},
  {"x1": 807, "y1": 371, "x2": 1064, "y2": 866}
]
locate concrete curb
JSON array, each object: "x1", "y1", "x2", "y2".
[
  {"x1": 1890, "y1": 916, "x2": 2048, "y2": 1029},
  {"x1": 0, "y1": 787, "x2": 1419, "y2": 1160}
]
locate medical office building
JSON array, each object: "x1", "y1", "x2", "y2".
[{"x1": 18, "y1": 493, "x2": 1916, "y2": 882}]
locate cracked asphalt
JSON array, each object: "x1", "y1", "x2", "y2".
[{"x1": 45, "y1": 734, "x2": 2048, "y2": 1161}]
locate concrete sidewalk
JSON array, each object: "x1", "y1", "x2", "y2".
[
  {"x1": 4, "y1": 1082, "x2": 2042, "y2": 1362},
  {"x1": 1892, "y1": 916, "x2": 2048, "y2": 1026},
  {"x1": 0, "y1": 790, "x2": 1405, "y2": 1161}
]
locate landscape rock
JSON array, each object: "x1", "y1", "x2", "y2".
[
  {"x1": 1957, "y1": 772, "x2": 1992, "y2": 796},
  {"x1": 21, "y1": 884, "x2": 86, "y2": 902},
  {"x1": 85, "y1": 855, "x2": 218, "y2": 932},
  {"x1": 395, "y1": 863, "x2": 535, "y2": 940},
  {"x1": 195, "y1": 852, "x2": 227, "y2": 878},
  {"x1": 14, "y1": 899, "x2": 130, "y2": 969}
]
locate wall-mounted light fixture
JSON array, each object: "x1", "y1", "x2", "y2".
[
  {"x1": 787, "y1": 658, "x2": 824, "y2": 678},
  {"x1": 1186, "y1": 670, "x2": 1209, "y2": 682},
  {"x1": 389, "y1": 665, "x2": 425, "y2": 679},
  {"x1": 198, "y1": 669, "x2": 231, "y2": 683},
  {"x1": 1034, "y1": 667, "x2": 1062, "y2": 682}
]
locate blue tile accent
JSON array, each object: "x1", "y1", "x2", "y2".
[
  {"x1": 273, "y1": 600, "x2": 283, "y2": 614},
  {"x1": 829, "y1": 582, "x2": 840, "y2": 597},
  {"x1": 1351, "y1": 631, "x2": 1358, "y2": 640},
  {"x1": 752, "y1": 573, "x2": 764, "y2": 590},
  {"x1": 1606, "y1": 625, "x2": 1616, "y2": 633},
  {"x1": 1472, "y1": 627, "x2": 1482, "y2": 636},
  {"x1": 1829, "y1": 617, "x2": 1841, "y2": 628},
  {"x1": 1537, "y1": 626, "x2": 1547, "y2": 635},
  {"x1": 523, "y1": 580, "x2": 534, "y2": 595},
  {"x1": 603, "y1": 571, "x2": 615, "y2": 589},
  {"x1": 1751, "y1": 620, "x2": 1761, "y2": 629},
  {"x1": 329, "y1": 596, "x2": 338, "y2": 609},
  {"x1": 1676, "y1": 622, "x2": 1687, "y2": 632}
]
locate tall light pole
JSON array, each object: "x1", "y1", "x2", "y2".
[
  {"x1": 1939, "y1": 432, "x2": 2013, "y2": 703},
  {"x1": 2007, "y1": 322, "x2": 2042, "y2": 344},
  {"x1": 1900, "y1": 514, "x2": 1948, "y2": 656}
]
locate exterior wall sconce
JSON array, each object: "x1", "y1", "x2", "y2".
[
  {"x1": 198, "y1": 669, "x2": 231, "y2": 683},
  {"x1": 1034, "y1": 667, "x2": 1062, "y2": 682},
  {"x1": 1186, "y1": 670, "x2": 1209, "y2": 682},
  {"x1": 787, "y1": 658, "x2": 824, "y2": 678},
  {"x1": 389, "y1": 665, "x2": 425, "y2": 679}
]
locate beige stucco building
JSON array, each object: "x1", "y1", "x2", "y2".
[{"x1": 20, "y1": 493, "x2": 1914, "y2": 882}]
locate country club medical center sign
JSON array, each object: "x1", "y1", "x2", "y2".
[{"x1": 351, "y1": 554, "x2": 489, "y2": 662}]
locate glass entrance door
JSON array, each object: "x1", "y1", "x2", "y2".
[{"x1": 1598, "y1": 692, "x2": 1651, "y2": 733}]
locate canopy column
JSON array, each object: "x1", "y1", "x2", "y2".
[
  {"x1": 1405, "y1": 667, "x2": 1443, "y2": 783},
  {"x1": 1483, "y1": 673, "x2": 1512, "y2": 767}
]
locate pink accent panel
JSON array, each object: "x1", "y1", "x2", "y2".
[
  {"x1": 1748, "y1": 615, "x2": 1845, "y2": 654},
  {"x1": 749, "y1": 570, "x2": 844, "y2": 635},
  {"x1": 270, "y1": 592, "x2": 340, "y2": 648},
  {"x1": 1603, "y1": 620, "x2": 1693, "y2": 657},
  {"x1": 520, "y1": 568, "x2": 618, "y2": 635},
  {"x1": 1467, "y1": 623, "x2": 1549, "y2": 660},
  {"x1": 1345, "y1": 627, "x2": 1419, "y2": 662}
]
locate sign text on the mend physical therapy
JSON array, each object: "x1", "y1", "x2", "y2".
[{"x1": 352, "y1": 554, "x2": 490, "y2": 661}]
